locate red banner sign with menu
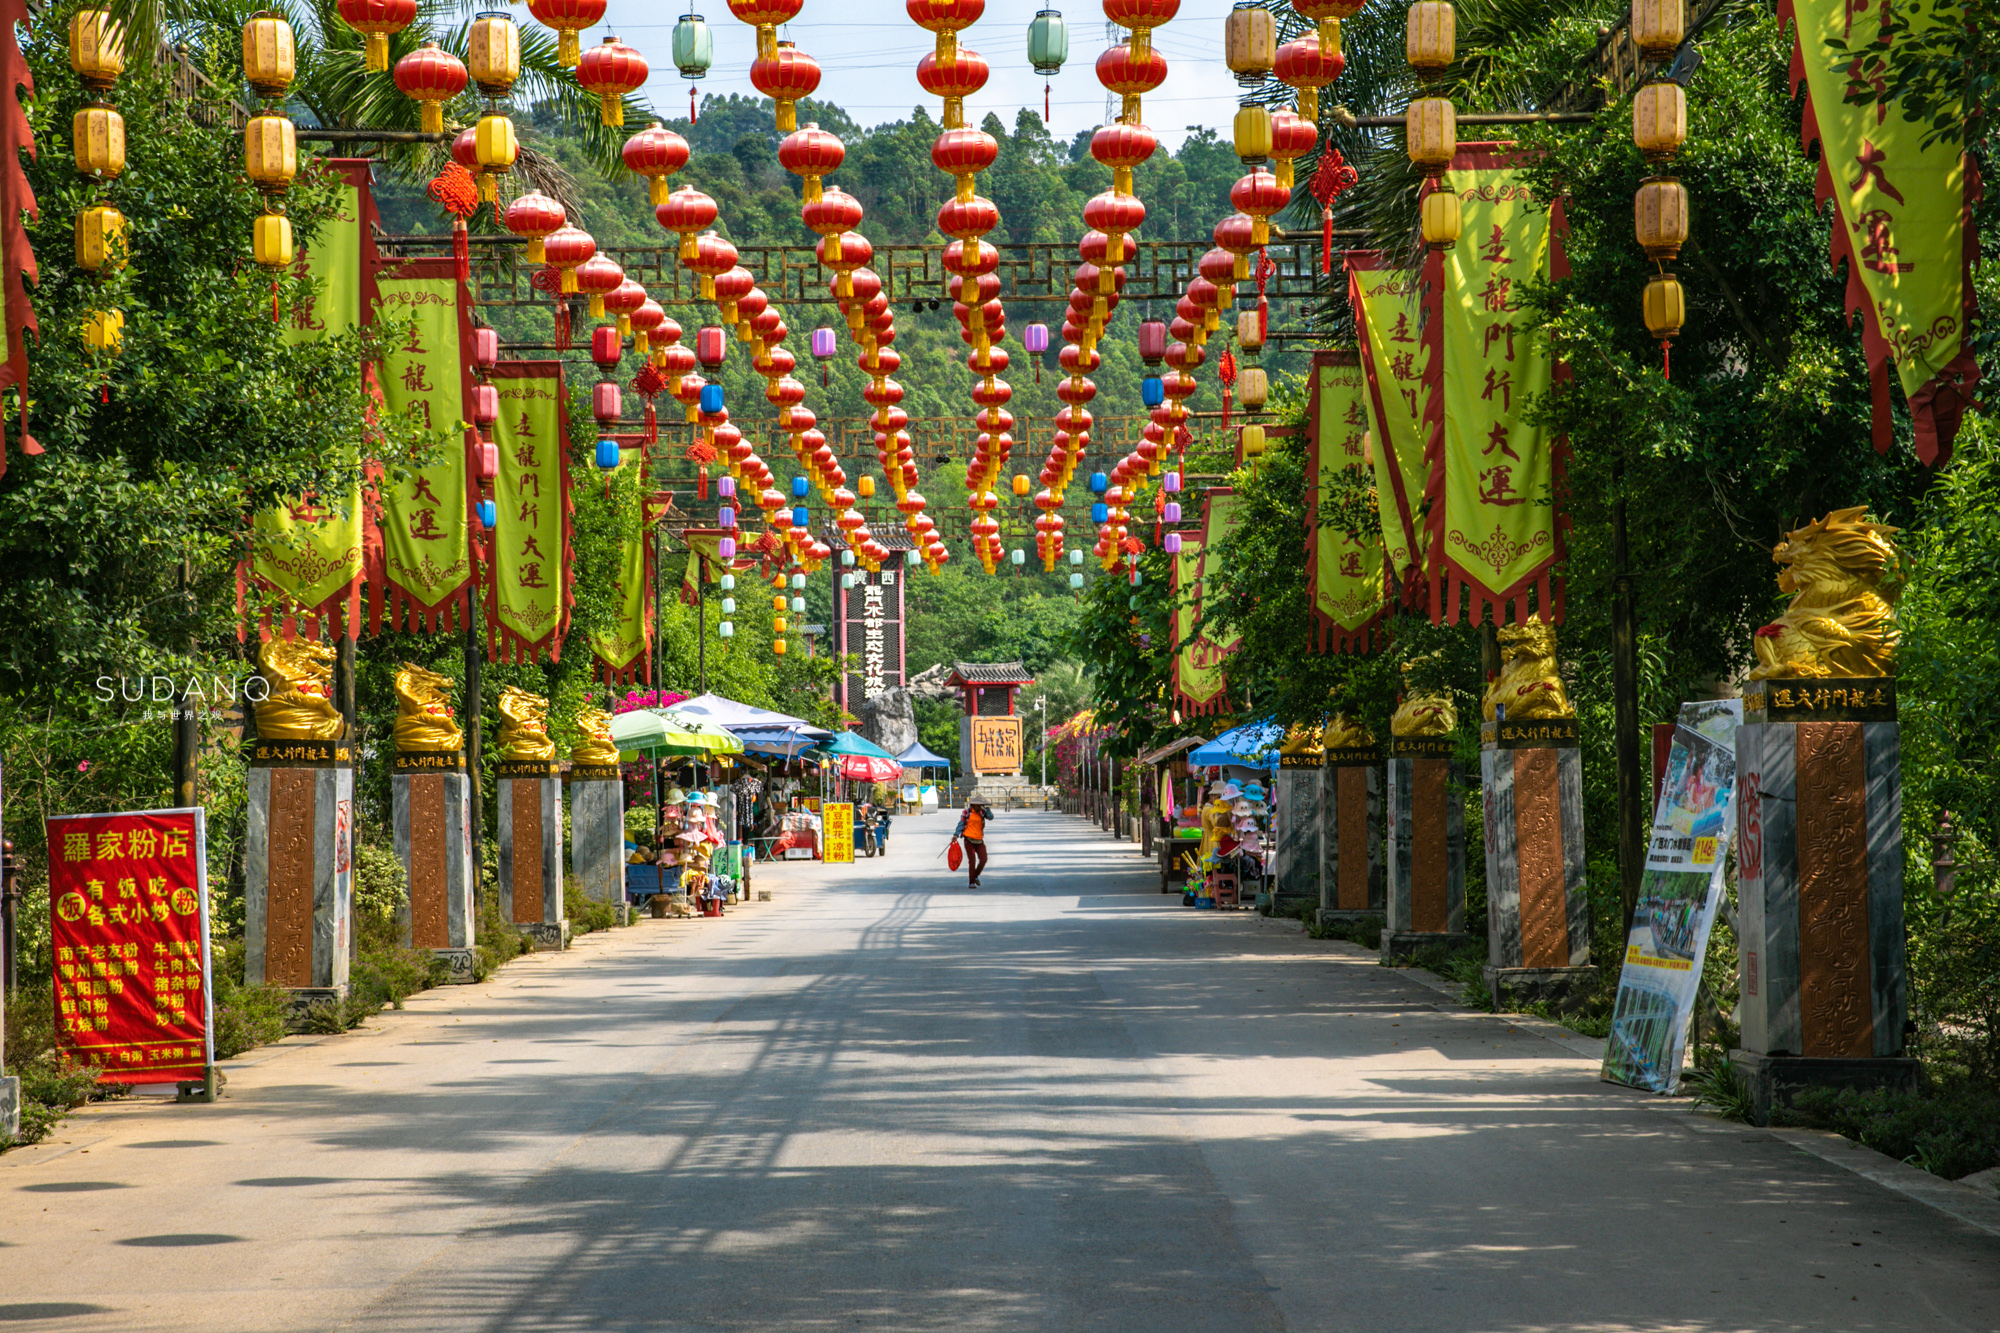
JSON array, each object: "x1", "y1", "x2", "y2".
[{"x1": 47, "y1": 808, "x2": 212, "y2": 1084}]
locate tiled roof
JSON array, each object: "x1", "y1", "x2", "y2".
[{"x1": 945, "y1": 661, "x2": 1034, "y2": 685}]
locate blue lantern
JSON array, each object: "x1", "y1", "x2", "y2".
[
  {"x1": 791, "y1": 475, "x2": 810, "y2": 499},
  {"x1": 718, "y1": 505, "x2": 737, "y2": 529},
  {"x1": 1091, "y1": 502, "x2": 1109, "y2": 524},
  {"x1": 1140, "y1": 375, "x2": 1165, "y2": 407},
  {"x1": 1088, "y1": 471, "x2": 1108, "y2": 494},
  {"x1": 792, "y1": 505, "x2": 810, "y2": 528},
  {"x1": 478, "y1": 499, "x2": 497, "y2": 529},
  {"x1": 699, "y1": 382, "x2": 725, "y2": 414},
  {"x1": 595, "y1": 436, "x2": 620, "y2": 470}
]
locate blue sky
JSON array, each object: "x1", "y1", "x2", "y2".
[{"x1": 592, "y1": 1, "x2": 1249, "y2": 150}]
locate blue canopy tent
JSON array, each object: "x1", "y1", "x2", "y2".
[
  {"x1": 1187, "y1": 719, "x2": 1285, "y2": 771},
  {"x1": 895, "y1": 741, "x2": 953, "y2": 811}
]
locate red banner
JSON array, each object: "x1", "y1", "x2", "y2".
[{"x1": 48, "y1": 808, "x2": 213, "y2": 1084}]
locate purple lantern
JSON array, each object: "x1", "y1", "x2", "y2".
[
  {"x1": 473, "y1": 326, "x2": 499, "y2": 369},
  {"x1": 717, "y1": 535, "x2": 737, "y2": 559},
  {"x1": 717, "y1": 475, "x2": 737, "y2": 499},
  {"x1": 1163, "y1": 470, "x2": 1182, "y2": 493},
  {"x1": 1023, "y1": 323, "x2": 1050, "y2": 354},
  {"x1": 1163, "y1": 532, "x2": 1181, "y2": 554},
  {"x1": 1163, "y1": 501, "x2": 1181, "y2": 523},
  {"x1": 718, "y1": 506, "x2": 737, "y2": 529},
  {"x1": 811, "y1": 326, "x2": 837, "y2": 359}
]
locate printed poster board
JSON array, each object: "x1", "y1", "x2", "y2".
[
  {"x1": 48, "y1": 807, "x2": 213, "y2": 1084},
  {"x1": 971, "y1": 716, "x2": 1023, "y2": 774},
  {"x1": 1601, "y1": 700, "x2": 1743, "y2": 1094},
  {"x1": 823, "y1": 802, "x2": 855, "y2": 864}
]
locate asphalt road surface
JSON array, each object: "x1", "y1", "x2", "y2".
[{"x1": 4, "y1": 809, "x2": 1998, "y2": 1332}]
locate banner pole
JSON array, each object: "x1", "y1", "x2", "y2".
[{"x1": 1611, "y1": 451, "x2": 1642, "y2": 937}]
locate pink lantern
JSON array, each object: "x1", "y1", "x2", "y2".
[
  {"x1": 472, "y1": 327, "x2": 498, "y2": 369},
  {"x1": 811, "y1": 326, "x2": 837, "y2": 359},
  {"x1": 594, "y1": 381, "x2": 622, "y2": 424},
  {"x1": 475, "y1": 440, "x2": 499, "y2": 482},
  {"x1": 470, "y1": 383, "x2": 499, "y2": 426},
  {"x1": 696, "y1": 325, "x2": 727, "y2": 370}
]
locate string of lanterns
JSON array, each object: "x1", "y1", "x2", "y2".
[
  {"x1": 70, "y1": 9, "x2": 126, "y2": 355},
  {"x1": 1632, "y1": 0, "x2": 1689, "y2": 367}
]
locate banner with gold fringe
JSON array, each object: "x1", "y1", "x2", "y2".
[
  {"x1": 1346, "y1": 253, "x2": 1435, "y2": 591},
  {"x1": 244, "y1": 160, "x2": 378, "y2": 642},
  {"x1": 1427, "y1": 144, "x2": 1569, "y2": 627},
  {"x1": 591, "y1": 443, "x2": 655, "y2": 685},
  {"x1": 1306, "y1": 349, "x2": 1388, "y2": 653},
  {"x1": 484, "y1": 360, "x2": 572, "y2": 662},
  {"x1": 1782, "y1": 0, "x2": 1979, "y2": 464},
  {"x1": 369, "y1": 256, "x2": 477, "y2": 633},
  {"x1": 1173, "y1": 489, "x2": 1241, "y2": 718}
]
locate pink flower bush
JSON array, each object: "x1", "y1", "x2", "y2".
[{"x1": 612, "y1": 689, "x2": 690, "y2": 715}]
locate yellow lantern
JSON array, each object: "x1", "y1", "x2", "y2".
[
  {"x1": 857, "y1": 475, "x2": 875, "y2": 498},
  {"x1": 1240, "y1": 423, "x2": 1266, "y2": 458},
  {"x1": 773, "y1": 638, "x2": 787, "y2": 655},
  {"x1": 243, "y1": 113, "x2": 298, "y2": 196},
  {"x1": 1632, "y1": 0, "x2": 1685, "y2": 62},
  {"x1": 1634, "y1": 177, "x2": 1688, "y2": 261},
  {"x1": 1406, "y1": 96, "x2": 1456, "y2": 174},
  {"x1": 1633, "y1": 80, "x2": 1686, "y2": 164},
  {"x1": 1232, "y1": 104, "x2": 1272, "y2": 163},
  {"x1": 241, "y1": 11, "x2": 296, "y2": 102},
  {"x1": 74, "y1": 203, "x2": 125, "y2": 271},
  {"x1": 72, "y1": 104, "x2": 125, "y2": 179},
  {"x1": 1238, "y1": 366, "x2": 1268, "y2": 411},
  {"x1": 771, "y1": 595, "x2": 786, "y2": 611},
  {"x1": 476, "y1": 113, "x2": 519, "y2": 176},
  {"x1": 1643, "y1": 272, "x2": 1684, "y2": 340},
  {"x1": 1405, "y1": 1, "x2": 1456, "y2": 78},
  {"x1": 774, "y1": 615, "x2": 788, "y2": 633},
  {"x1": 468, "y1": 13, "x2": 521, "y2": 100},
  {"x1": 1012, "y1": 473, "x2": 1031, "y2": 497},
  {"x1": 1224, "y1": 2, "x2": 1277, "y2": 86},
  {"x1": 68, "y1": 9, "x2": 125, "y2": 95},
  {"x1": 1236, "y1": 308, "x2": 1264, "y2": 352},
  {"x1": 1421, "y1": 186, "x2": 1462, "y2": 249},
  {"x1": 254, "y1": 211, "x2": 295, "y2": 270},
  {"x1": 83, "y1": 308, "x2": 124, "y2": 353}
]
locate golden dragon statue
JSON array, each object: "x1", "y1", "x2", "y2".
[
  {"x1": 1322, "y1": 713, "x2": 1376, "y2": 748},
  {"x1": 253, "y1": 637, "x2": 345, "y2": 741},
  {"x1": 496, "y1": 687, "x2": 557, "y2": 763},
  {"x1": 392, "y1": 663, "x2": 463, "y2": 752},
  {"x1": 1276, "y1": 721, "x2": 1324, "y2": 762},
  {"x1": 1747, "y1": 507, "x2": 1902, "y2": 680},
  {"x1": 1481, "y1": 621, "x2": 1575, "y2": 722},
  {"x1": 1390, "y1": 656, "x2": 1457, "y2": 737},
  {"x1": 571, "y1": 706, "x2": 622, "y2": 767}
]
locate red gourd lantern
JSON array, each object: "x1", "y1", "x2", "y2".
[
  {"x1": 574, "y1": 254, "x2": 624, "y2": 319},
  {"x1": 655, "y1": 185, "x2": 718, "y2": 262},
  {"x1": 750, "y1": 40, "x2": 820, "y2": 132},
  {"x1": 623, "y1": 122, "x2": 689, "y2": 206},
  {"x1": 504, "y1": 191, "x2": 565, "y2": 264},
  {"x1": 393, "y1": 43, "x2": 465, "y2": 135},
  {"x1": 541, "y1": 225, "x2": 595, "y2": 293},
  {"x1": 779, "y1": 123, "x2": 844, "y2": 203},
  {"x1": 576, "y1": 36, "x2": 647, "y2": 128}
]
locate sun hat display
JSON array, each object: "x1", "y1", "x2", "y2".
[{"x1": 664, "y1": 786, "x2": 688, "y2": 805}]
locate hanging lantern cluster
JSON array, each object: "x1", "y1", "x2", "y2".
[
  {"x1": 1632, "y1": 0, "x2": 1689, "y2": 355},
  {"x1": 71, "y1": 9, "x2": 127, "y2": 352},
  {"x1": 337, "y1": 0, "x2": 416, "y2": 73},
  {"x1": 1405, "y1": 0, "x2": 1460, "y2": 249},
  {"x1": 733, "y1": 8, "x2": 946, "y2": 576},
  {"x1": 471, "y1": 325, "x2": 501, "y2": 528},
  {"x1": 242, "y1": 11, "x2": 299, "y2": 279},
  {"x1": 468, "y1": 13, "x2": 521, "y2": 205}
]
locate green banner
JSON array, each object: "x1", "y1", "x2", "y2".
[
  {"x1": 247, "y1": 161, "x2": 376, "y2": 638},
  {"x1": 1783, "y1": 0, "x2": 1977, "y2": 463},
  {"x1": 1308, "y1": 351, "x2": 1386, "y2": 652},
  {"x1": 591, "y1": 444, "x2": 651, "y2": 683},
  {"x1": 485, "y1": 361, "x2": 570, "y2": 662},
  {"x1": 373, "y1": 258, "x2": 473, "y2": 632},
  {"x1": 1347, "y1": 255, "x2": 1432, "y2": 582},
  {"x1": 1433, "y1": 148, "x2": 1564, "y2": 625},
  {"x1": 1174, "y1": 491, "x2": 1241, "y2": 718}
]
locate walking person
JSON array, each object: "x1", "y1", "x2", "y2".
[{"x1": 954, "y1": 799, "x2": 993, "y2": 887}]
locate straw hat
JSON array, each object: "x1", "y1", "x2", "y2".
[{"x1": 664, "y1": 787, "x2": 688, "y2": 805}]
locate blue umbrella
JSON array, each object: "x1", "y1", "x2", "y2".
[{"x1": 1187, "y1": 719, "x2": 1285, "y2": 770}]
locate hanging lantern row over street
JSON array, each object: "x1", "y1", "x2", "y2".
[
  {"x1": 1632, "y1": 0, "x2": 1689, "y2": 349},
  {"x1": 242, "y1": 11, "x2": 298, "y2": 274},
  {"x1": 70, "y1": 9, "x2": 126, "y2": 350},
  {"x1": 1405, "y1": 0, "x2": 1460, "y2": 249}
]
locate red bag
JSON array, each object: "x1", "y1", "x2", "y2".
[{"x1": 947, "y1": 839, "x2": 963, "y2": 871}]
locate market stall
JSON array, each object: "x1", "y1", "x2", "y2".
[{"x1": 1134, "y1": 736, "x2": 1205, "y2": 894}]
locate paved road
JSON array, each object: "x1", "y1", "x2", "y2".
[{"x1": 5, "y1": 809, "x2": 1998, "y2": 1332}]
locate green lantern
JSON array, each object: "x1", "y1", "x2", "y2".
[
  {"x1": 1027, "y1": 9, "x2": 1068, "y2": 76},
  {"x1": 672, "y1": 11, "x2": 711, "y2": 79}
]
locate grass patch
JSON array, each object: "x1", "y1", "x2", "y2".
[
  {"x1": 1385, "y1": 939, "x2": 1491, "y2": 1009},
  {"x1": 566, "y1": 882, "x2": 628, "y2": 936},
  {"x1": 1685, "y1": 1046, "x2": 1756, "y2": 1122},
  {"x1": 1307, "y1": 914, "x2": 1385, "y2": 950}
]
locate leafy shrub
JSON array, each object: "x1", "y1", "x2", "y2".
[
  {"x1": 1778, "y1": 1083, "x2": 2000, "y2": 1181},
  {"x1": 565, "y1": 882, "x2": 625, "y2": 935},
  {"x1": 1, "y1": 988, "x2": 128, "y2": 1146},
  {"x1": 209, "y1": 938, "x2": 288, "y2": 1058}
]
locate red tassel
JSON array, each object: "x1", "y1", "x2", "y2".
[
  {"x1": 453, "y1": 217, "x2": 470, "y2": 283},
  {"x1": 644, "y1": 397, "x2": 658, "y2": 444},
  {"x1": 554, "y1": 300, "x2": 571, "y2": 351},
  {"x1": 1221, "y1": 386, "x2": 1231, "y2": 430},
  {"x1": 1045, "y1": 81, "x2": 1051, "y2": 122},
  {"x1": 1663, "y1": 341, "x2": 1671, "y2": 380},
  {"x1": 271, "y1": 279, "x2": 280, "y2": 324},
  {"x1": 690, "y1": 86, "x2": 698, "y2": 124},
  {"x1": 697, "y1": 463, "x2": 708, "y2": 500},
  {"x1": 1322, "y1": 207, "x2": 1333, "y2": 275}
]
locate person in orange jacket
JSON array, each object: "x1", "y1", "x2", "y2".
[{"x1": 954, "y1": 800, "x2": 993, "y2": 887}]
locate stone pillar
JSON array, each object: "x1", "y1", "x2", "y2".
[
  {"x1": 1273, "y1": 762, "x2": 1322, "y2": 905},
  {"x1": 1318, "y1": 745, "x2": 1385, "y2": 927},
  {"x1": 245, "y1": 739, "x2": 354, "y2": 1002},
  {"x1": 1732, "y1": 678, "x2": 1915, "y2": 1124},
  {"x1": 567, "y1": 763, "x2": 626, "y2": 923},
  {"x1": 1383, "y1": 737, "x2": 1469, "y2": 961},
  {"x1": 1480, "y1": 718, "x2": 1596, "y2": 1007},
  {"x1": 0, "y1": 960, "x2": 17, "y2": 1141},
  {"x1": 499, "y1": 760, "x2": 568, "y2": 949},
  {"x1": 393, "y1": 751, "x2": 476, "y2": 983}
]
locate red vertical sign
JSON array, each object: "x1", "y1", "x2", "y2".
[{"x1": 47, "y1": 808, "x2": 212, "y2": 1083}]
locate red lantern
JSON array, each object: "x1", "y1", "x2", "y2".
[
  {"x1": 916, "y1": 47, "x2": 990, "y2": 99},
  {"x1": 713, "y1": 265, "x2": 754, "y2": 322},
  {"x1": 907, "y1": 0, "x2": 985, "y2": 34},
  {"x1": 631, "y1": 299, "x2": 667, "y2": 354},
  {"x1": 686, "y1": 232, "x2": 740, "y2": 299},
  {"x1": 605, "y1": 278, "x2": 646, "y2": 335},
  {"x1": 656, "y1": 186, "x2": 718, "y2": 261},
  {"x1": 932, "y1": 127, "x2": 999, "y2": 200},
  {"x1": 504, "y1": 191, "x2": 565, "y2": 264},
  {"x1": 591, "y1": 324, "x2": 622, "y2": 373},
  {"x1": 336, "y1": 0, "x2": 416, "y2": 72},
  {"x1": 393, "y1": 43, "x2": 466, "y2": 135},
  {"x1": 778, "y1": 123, "x2": 845, "y2": 202},
  {"x1": 1095, "y1": 43, "x2": 1167, "y2": 96},
  {"x1": 471, "y1": 383, "x2": 500, "y2": 427},
  {"x1": 593, "y1": 379, "x2": 622, "y2": 423},
  {"x1": 1137, "y1": 318, "x2": 1168, "y2": 366},
  {"x1": 750, "y1": 42, "x2": 820, "y2": 132},
  {"x1": 623, "y1": 122, "x2": 690, "y2": 206},
  {"x1": 936, "y1": 196, "x2": 999, "y2": 241},
  {"x1": 1231, "y1": 170, "x2": 1290, "y2": 245},
  {"x1": 576, "y1": 36, "x2": 648, "y2": 128},
  {"x1": 1077, "y1": 231, "x2": 1136, "y2": 265},
  {"x1": 528, "y1": 0, "x2": 606, "y2": 67},
  {"x1": 943, "y1": 239, "x2": 1000, "y2": 277},
  {"x1": 574, "y1": 254, "x2": 624, "y2": 319},
  {"x1": 1274, "y1": 33, "x2": 1342, "y2": 120},
  {"x1": 1082, "y1": 190, "x2": 1146, "y2": 237},
  {"x1": 542, "y1": 225, "x2": 595, "y2": 293},
  {"x1": 696, "y1": 325, "x2": 727, "y2": 370}
]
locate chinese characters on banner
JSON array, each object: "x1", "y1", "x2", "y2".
[
  {"x1": 1601, "y1": 700, "x2": 1742, "y2": 1094},
  {"x1": 1432, "y1": 145, "x2": 1569, "y2": 626},
  {"x1": 246, "y1": 160, "x2": 378, "y2": 641},
  {"x1": 484, "y1": 361, "x2": 573, "y2": 662},
  {"x1": 372, "y1": 257, "x2": 475, "y2": 633},
  {"x1": 1173, "y1": 491, "x2": 1242, "y2": 717},
  {"x1": 822, "y1": 802, "x2": 855, "y2": 863},
  {"x1": 1782, "y1": 0, "x2": 1978, "y2": 463},
  {"x1": 592, "y1": 449, "x2": 653, "y2": 683},
  {"x1": 48, "y1": 808, "x2": 213, "y2": 1084},
  {"x1": 1346, "y1": 254, "x2": 1436, "y2": 585},
  {"x1": 838, "y1": 569, "x2": 905, "y2": 715},
  {"x1": 1306, "y1": 350, "x2": 1387, "y2": 652}
]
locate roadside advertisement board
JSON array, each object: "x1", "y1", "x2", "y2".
[{"x1": 823, "y1": 802, "x2": 855, "y2": 864}]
